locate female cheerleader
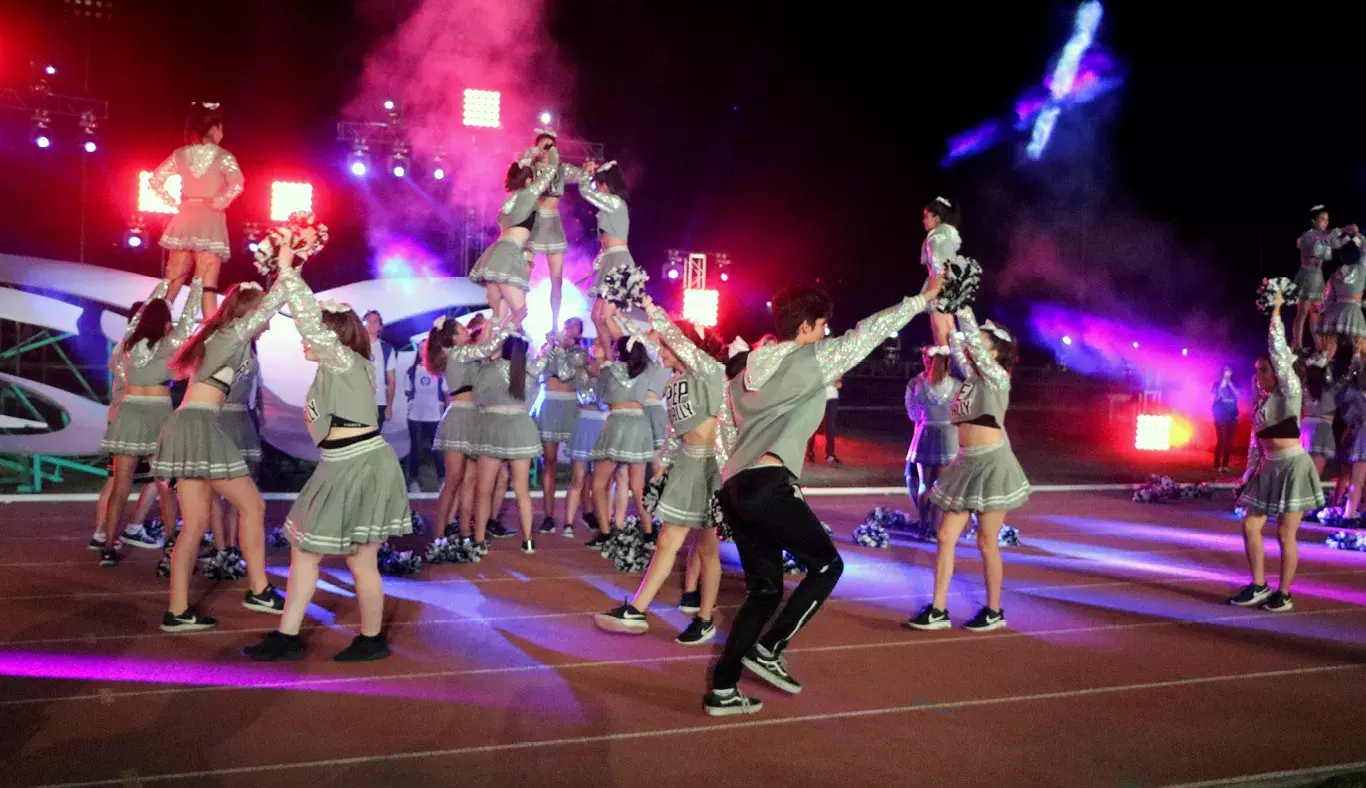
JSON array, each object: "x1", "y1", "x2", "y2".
[
  {"x1": 1294, "y1": 206, "x2": 1357, "y2": 349},
  {"x1": 644, "y1": 360, "x2": 671, "y2": 459},
  {"x1": 243, "y1": 241, "x2": 411, "y2": 661},
  {"x1": 471, "y1": 331, "x2": 547, "y2": 554},
  {"x1": 1300, "y1": 357, "x2": 1338, "y2": 482},
  {"x1": 468, "y1": 160, "x2": 557, "y2": 324},
  {"x1": 906, "y1": 307, "x2": 1030, "y2": 633},
  {"x1": 149, "y1": 103, "x2": 244, "y2": 319},
  {"x1": 1230, "y1": 292, "x2": 1324, "y2": 611},
  {"x1": 537, "y1": 318, "x2": 588, "y2": 535},
  {"x1": 1314, "y1": 233, "x2": 1366, "y2": 359},
  {"x1": 96, "y1": 286, "x2": 197, "y2": 566},
  {"x1": 155, "y1": 280, "x2": 286, "y2": 632},
  {"x1": 522, "y1": 131, "x2": 571, "y2": 329},
  {"x1": 565, "y1": 160, "x2": 632, "y2": 349},
  {"x1": 563, "y1": 342, "x2": 608, "y2": 539},
  {"x1": 205, "y1": 343, "x2": 263, "y2": 574},
  {"x1": 922, "y1": 197, "x2": 963, "y2": 347},
  {"x1": 596, "y1": 298, "x2": 726, "y2": 644},
  {"x1": 586, "y1": 333, "x2": 656, "y2": 549},
  {"x1": 905, "y1": 345, "x2": 959, "y2": 534}
]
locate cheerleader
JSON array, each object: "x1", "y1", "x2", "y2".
[
  {"x1": 1313, "y1": 233, "x2": 1366, "y2": 359},
  {"x1": 563, "y1": 343, "x2": 609, "y2": 538},
  {"x1": 537, "y1": 318, "x2": 589, "y2": 535},
  {"x1": 596, "y1": 298, "x2": 727, "y2": 645},
  {"x1": 97, "y1": 280, "x2": 202, "y2": 567},
  {"x1": 906, "y1": 307, "x2": 1030, "y2": 633},
  {"x1": 522, "y1": 131, "x2": 571, "y2": 329},
  {"x1": 149, "y1": 103, "x2": 244, "y2": 319},
  {"x1": 565, "y1": 160, "x2": 632, "y2": 349},
  {"x1": 468, "y1": 160, "x2": 557, "y2": 324},
  {"x1": 1230, "y1": 293, "x2": 1323, "y2": 612},
  {"x1": 922, "y1": 197, "x2": 963, "y2": 347},
  {"x1": 905, "y1": 345, "x2": 960, "y2": 533},
  {"x1": 155, "y1": 279, "x2": 286, "y2": 632},
  {"x1": 471, "y1": 331, "x2": 548, "y2": 554},
  {"x1": 586, "y1": 333, "x2": 656, "y2": 549},
  {"x1": 243, "y1": 242, "x2": 411, "y2": 661},
  {"x1": 644, "y1": 360, "x2": 671, "y2": 456},
  {"x1": 204, "y1": 345, "x2": 263, "y2": 576},
  {"x1": 1299, "y1": 357, "x2": 1338, "y2": 480},
  {"x1": 1293, "y1": 206, "x2": 1356, "y2": 349}
]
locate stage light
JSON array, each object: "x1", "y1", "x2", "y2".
[
  {"x1": 538, "y1": 110, "x2": 553, "y2": 125},
  {"x1": 431, "y1": 153, "x2": 446, "y2": 181},
  {"x1": 383, "y1": 100, "x2": 395, "y2": 111},
  {"x1": 31, "y1": 110, "x2": 52, "y2": 149},
  {"x1": 137, "y1": 170, "x2": 181, "y2": 214},
  {"x1": 682, "y1": 288, "x2": 719, "y2": 328},
  {"x1": 667, "y1": 267, "x2": 680, "y2": 280},
  {"x1": 125, "y1": 220, "x2": 147, "y2": 249},
  {"x1": 82, "y1": 139, "x2": 96, "y2": 153},
  {"x1": 720, "y1": 272, "x2": 729, "y2": 282},
  {"x1": 34, "y1": 133, "x2": 51, "y2": 149},
  {"x1": 79, "y1": 111, "x2": 98, "y2": 153},
  {"x1": 347, "y1": 143, "x2": 369, "y2": 178},
  {"x1": 243, "y1": 222, "x2": 261, "y2": 255},
  {"x1": 270, "y1": 181, "x2": 313, "y2": 221},
  {"x1": 433, "y1": 166, "x2": 445, "y2": 180},
  {"x1": 462, "y1": 89, "x2": 501, "y2": 128},
  {"x1": 1062, "y1": 335, "x2": 1073, "y2": 345},
  {"x1": 1132, "y1": 341, "x2": 1139, "y2": 348},
  {"x1": 1181, "y1": 347, "x2": 1189, "y2": 356},
  {"x1": 1134, "y1": 414, "x2": 1172, "y2": 451},
  {"x1": 44, "y1": 65, "x2": 56, "y2": 76},
  {"x1": 350, "y1": 159, "x2": 368, "y2": 177}
]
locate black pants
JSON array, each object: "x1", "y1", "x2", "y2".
[
  {"x1": 377, "y1": 405, "x2": 388, "y2": 431},
  {"x1": 406, "y1": 419, "x2": 443, "y2": 484},
  {"x1": 711, "y1": 466, "x2": 844, "y2": 690},
  {"x1": 1213, "y1": 419, "x2": 1236, "y2": 469},
  {"x1": 805, "y1": 400, "x2": 839, "y2": 459}
]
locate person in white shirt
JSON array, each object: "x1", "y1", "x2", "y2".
[
  {"x1": 364, "y1": 310, "x2": 398, "y2": 428},
  {"x1": 405, "y1": 340, "x2": 447, "y2": 492},
  {"x1": 806, "y1": 376, "x2": 842, "y2": 465}
]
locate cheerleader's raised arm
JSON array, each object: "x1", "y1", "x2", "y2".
[
  {"x1": 1268, "y1": 303, "x2": 1300, "y2": 399},
  {"x1": 951, "y1": 307, "x2": 1010, "y2": 391},
  {"x1": 644, "y1": 301, "x2": 725, "y2": 380},
  {"x1": 815, "y1": 295, "x2": 930, "y2": 385}
]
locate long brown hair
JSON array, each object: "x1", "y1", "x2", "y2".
[
  {"x1": 504, "y1": 336, "x2": 529, "y2": 400},
  {"x1": 425, "y1": 319, "x2": 462, "y2": 374},
  {"x1": 321, "y1": 309, "x2": 370, "y2": 359},
  {"x1": 169, "y1": 284, "x2": 265, "y2": 379},
  {"x1": 128, "y1": 299, "x2": 173, "y2": 349}
]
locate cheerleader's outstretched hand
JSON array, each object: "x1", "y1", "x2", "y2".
[{"x1": 920, "y1": 275, "x2": 943, "y2": 302}]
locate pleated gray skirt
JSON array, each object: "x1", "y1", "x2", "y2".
[
  {"x1": 1317, "y1": 300, "x2": 1366, "y2": 338},
  {"x1": 588, "y1": 247, "x2": 634, "y2": 298},
  {"x1": 101, "y1": 395, "x2": 173, "y2": 457},
  {"x1": 219, "y1": 405, "x2": 261, "y2": 463},
  {"x1": 469, "y1": 236, "x2": 530, "y2": 292},
  {"x1": 472, "y1": 408, "x2": 543, "y2": 460},
  {"x1": 528, "y1": 209, "x2": 568, "y2": 254},
  {"x1": 1347, "y1": 428, "x2": 1366, "y2": 464},
  {"x1": 929, "y1": 440, "x2": 1031, "y2": 513},
  {"x1": 432, "y1": 401, "x2": 477, "y2": 454},
  {"x1": 1300, "y1": 416, "x2": 1336, "y2": 459},
  {"x1": 538, "y1": 392, "x2": 579, "y2": 443},
  {"x1": 1294, "y1": 264, "x2": 1326, "y2": 303},
  {"x1": 652, "y1": 446, "x2": 721, "y2": 528},
  {"x1": 568, "y1": 409, "x2": 607, "y2": 461},
  {"x1": 159, "y1": 200, "x2": 230, "y2": 259},
  {"x1": 284, "y1": 435, "x2": 413, "y2": 555},
  {"x1": 1236, "y1": 444, "x2": 1324, "y2": 516},
  {"x1": 908, "y1": 421, "x2": 958, "y2": 466},
  {"x1": 591, "y1": 408, "x2": 655, "y2": 463},
  {"x1": 152, "y1": 403, "x2": 249, "y2": 480},
  {"x1": 645, "y1": 401, "x2": 668, "y2": 451}
]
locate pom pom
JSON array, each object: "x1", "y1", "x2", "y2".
[
  {"x1": 1256, "y1": 277, "x2": 1298, "y2": 313},
  {"x1": 852, "y1": 522, "x2": 890, "y2": 548},
  {"x1": 253, "y1": 211, "x2": 330, "y2": 277},
  {"x1": 964, "y1": 517, "x2": 1024, "y2": 546},
  {"x1": 599, "y1": 517, "x2": 657, "y2": 572},
  {"x1": 409, "y1": 509, "x2": 429, "y2": 537},
  {"x1": 600, "y1": 261, "x2": 650, "y2": 310},
  {"x1": 936, "y1": 256, "x2": 983, "y2": 313},
  {"x1": 707, "y1": 491, "x2": 731, "y2": 541},
  {"x1": 1131, "y1": 474, "x2": 1214, "y2": 503},
  {"x1": 377, "y1": 543, "x2": 422, "y2": 575},
  {"x1": 266, "y1": 526, "x2": 290, "y2": 549},
  {"x1": 782, "y1": 550, "x2": 808, "y2": 575},
  {"x1": 1326, "y1": 530, "x2": 1366, "y2": 551},
  {"x1": 642, "y1": 471, "x2": 668, "y2": 514},
  {"x1": 424, "y1": 536, "x2": 481, "y2": 564},
  {"x1": 204, "y1": 548, "x2": 246, "y2": 580}
]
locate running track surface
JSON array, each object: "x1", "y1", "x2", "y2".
[{"x1": 2, "y1": 493, "x2": 1365, "y2": 788}]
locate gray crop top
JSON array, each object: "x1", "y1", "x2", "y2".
[
  {"x1": 1329, "y1": 261, "x2": 1366, "y2": 301},
  {"x1": 496, "y1": 163, "x2": 557, "y2": 232},
  {"x1": 946, "y1": 308, "x2": 1011, "y2": 429},
  {"x1": 1252, "y1": 313, "x2": 1301, "y2": 438},
  {"x1": 441, "y1": 324, "x2": 513, "y2": 393},
  {"x1": 564, "y1": 163, "x2": 630, "y2": 241},
  {"x1": 473, "y1": 355, "x2": 546, "y2": 410},
  {"x1": 598, "y1": 363, "x2": 652, "y2": 405},
  {"x1": 1298, "y1": 227, "x2": 1348, "y2": 267},
  {"x1": 122, "y1": 277, "x2": 202, "y2": 387},
  {"x1": 190, "y1": 281, "x2": 285, "y2": 394},
  {"x1": 542, "y1": 343, "x2": 589, "y2": 383}
]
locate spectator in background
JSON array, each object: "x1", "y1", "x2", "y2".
[
  {"x1": 806, "y1": 376, "x2": 842, "y2": 465},
  {"x1": 364, "y1": 310, "x2": 398, "y2": 429},
  {"x1": 1212, "y1": 365, "x2": 1240, "y2": 473},
  {"x1": 405, "y1": 339, "x2": 447, "y2": 493}
]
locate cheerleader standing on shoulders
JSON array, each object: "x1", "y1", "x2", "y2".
[
  {"x1": 244, "y1": 242, "x2": 411, "y2": 661},
  {"x1": 586, "y1": 333, "x2": 657, "y2": 548},
  {"x1": 521, "y1": 131, "x2": 571, "y2": 329},
  {"x1": 1294, "y1": 206, "x2": 1356, "y2": 350},
  {"x1": 155, "y1": 278, "x2": 286, "y2": 632},
  {"x1": 1230, "y1": 292, "x2": 1323, "y2": 611},
  {"x1": 905, "y1": 345, "x2": 959, "y2": 535},
  {"x1": 563, "y1": 343, "x2": 608, "y2": 539},
  {"x1": 596, "y1": 297, "x2": 728, "y2": 645},
  {"x1": 468, "y1": 159, "x2": 557, "y2": 324},
  {"x1": 906, "y1": 307, "x2": 1030, "y2": 633},
  {"x1": 922, "y1": 197, "x2": 963, "y2": 347},
  {"x1": 149, "y1": 103, "x2": 244, "y2": 319},
  {"x1": 96, "y1": 284, "x2": 199, "y2": 566},
  {"x1": 1313, "y1": 233, "x2": 1366, "y2": 359},
  {"x1": 537, "y1": 318, "x2": 589, "y2": 535},
  {"x1": 564, "y1": 160, "x2": 633, "y2": 349}
]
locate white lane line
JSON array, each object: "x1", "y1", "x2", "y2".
[{"x1": 1159, "y1": 760, "x2": 1366, "y2": 787}]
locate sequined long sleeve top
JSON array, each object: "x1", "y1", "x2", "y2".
[
  {"x1": 149, "y1": 143, "x2": 245, "y2": 212},
  {"x1": 1298, "y1": 227, "x2": 1348, "y2": 267},
  {"x1": 946, "y1": 308, "x2": 1011, "y2": 427},
  {"x1": 921, "y1": 224, "x2": 962, "y2": 277},
  {"x1": 645, "y1": 303, "x2": 730, "y2": 469},
  {"x1": 497, "y1": 164, "x2": 558, "y2": 232},
  {"x1": 123, "y1": 277, "x2": 203, "y2": 387},
  {"x1": 564, "y1": 163, "x2": 630, "y2": 241},
  {"x1": 442, "y1": 325, "x2": 512, "y2": 393},
  {"x1": 192, "y1": 282, "x2": 287, "y2": 393},
  {"x1": 1253, "y1": 312, "x2": 1300, "y2": 434}
]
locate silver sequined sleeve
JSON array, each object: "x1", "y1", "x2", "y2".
[
  {"x1": 211, "y1": 153, "x2": 245, "y2": 211},
  {"x1": 954, "y1": 308, "x2": 1010, "y2": 391},
  {"x1": 164, "y1": 277, "x2": 203, "y2": 351},
  {"x1": 234, "y1": 279, "x2": 289, "y2": 340},
  {"x1": 657, "y1": 421, "x2": 683, "y2": 472},
  {"x1": 148, "y1": 153, "x2": 179, "y2": 210},
  {"x1": 577, "y1": 178, "x2": 626, "y2": 213},
  {"x1": 446, "y1": 324, "x2": 510, "y2": 363},
  {"x1": 925, "y1": 229, "x2": 958, "y2": 277},
  {"x1": 561, "y1": 162, "x2": 586, "y2": 185},
  {"x1": 713, "y1": 387, "x2": 737, "y2": 469},
  {"x1": 645, "y1": 303, "x2": 725, "y2": 381},
  {"x1": 123, "y1": 278, "x2": 172, "y2": 344},
  {"x1": 527, "y1": 163, "x2": 557, "y2": 197},
  {"x1": 1269, "y1": 313, "x2": 1300, "y2": 398},
  {"x1": 277, "y1": 270, "x2": 352, "y2": 373},
  {"x1": 905, "y1": 376, "x2": 923, "y2": 421},
  {"x1": 814, "y1": 295, "x2": 928, "y2": 384}
]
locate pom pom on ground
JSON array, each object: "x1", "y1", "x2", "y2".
[
  {"x1": 964, "y1": 519, "x2": 1024, "y2": 546},
  {"x1": 1256, "y1": 277, "x2": 1298, "y2": 313},
  {"x1": 204, "y1": 548, "x2": 246, "y2": 580},
  {"x1": 425, "y1": 536, "x2": 481, "y2": 564},
  {"x1": 377, "y1": 543, "x2": 422, "y2": 576},
  {"x1": 408, "y1": 509, "x2": 429, "y2": 537},
  {"x1": 936, "y1": 256, "x2": 983, "y2": 313},
  {"x1": 266, "y1": 526, "x2": 290, "y2": 549},
  {"x1": 642, "y1": 472, "x2": 668, "y2": 514},
  {"x1": 852, "y1": 522, "x2": 890, "y2": 548},
  {"x1": 1326, "y1": 530, "x2": 1366, "y2": 551},
  {"x1": 1132, "y1": 475, "x2": 1212, "y2": 503},
  {"x1": 781, "y1": 550, "x2": 808, "y2": 575},
  {"x1": 599, "y1": 517, "x2": 656, "y2": 572},
  {"x1": 600, "y1": 262, "x2": 650, "y2": 310}
]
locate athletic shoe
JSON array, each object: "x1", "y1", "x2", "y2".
[
  {"x1": 243, "y1": 584, "x2": 285, "y2": 614},
  {"x1": 442, "y1": 521, "x2": 461, "y2": 538},
  {"x1": 160, "y1": 607, "x2": 217, "y2": 633},
  {"x1": 1262, "y1": 591, "x2": 1294, "y2": 612},
  {"x1": 487, "y1": 519, "x2": 514, "y2": 539},
  {"x1": 903, "y1": 604, "x2": 951, "y2": 631},
  {"x1": 120, "y1": 525, "x2": 164, "y2": 550},
  {"x1": 1229, "y1": 583, "x2": 1272, "y2": 607},
  {"x1": 242, "y1": 631, "x2": 305, "y2": 661},
  {"x1": 585, "y1": 532, "x2": 612, "y2": 551},
  {"x1": 675, "y1": 616, "x2": 716, "y2": 646},
  {"x1": 562, "y1": 524, "x2": 575, "y2": 538},
  {"x1": 594, "y1": 602, "x2": 648, "y2": 634},
  {"x1": 678, "y1": 590, "x2": 702, "y2": 614},
  {"x1": 704, "y1": 688, "x2": 763, "y2": 717},
  {"x1": 538, "y1": 517, "x2": 557, "y2": 535},
  {"x1": 471, "y1": 540, "x2": 489, "y2": 557},
  {"x1": 583, "y1": 512, "x2": 601, "y2": 532},
  {"x1": 332, "y1": 633, "x2": 390, "y2": 662},
  {"x1": 98, "y1": 548, "x2": 119, "y2": 568},
  {"x1": 88, "y1": 533, "x2": 121, "y2": 551},
  {"x1": 521, "y1": 539, "x2": 536, "y2": 555},
  {"x1": 742, "y1": 644, "x2": 801, "y2": 694},
  {"x1": 963, "y1": 606, "x2": 1007, "y2": 632}
]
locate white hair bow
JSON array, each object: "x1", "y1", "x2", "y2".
[
  {"x1": 319, "y1": 300, "x2": 352, "y2": 314},
  {"x1": 728, "y1": 336, "x2": 750, "y2": 358},
  {"x1": 237, "y1": 282, "x2": 263, "y2": 292},
  {"x1": 534, "y1": 128, "x2": 558, "y2": 139},
  {"x1": 433, "y1": 316, "x2": 447, "y2": 330},
  {"x1": 597, "y1": 160, "x2": 618, "y2": 174},
  {"x1": 925, "y1": 345, "x2": 950, "y2": 356},
  {"x1": 935, "y1": 196, "x2": 953, "y2": 208},
  {"x1": 199, "y1": 102, "x2": 220, "y2": 110},
  {"x1": 1311, "y1": 204, "x2": 1327, "y2": 213},
  {"x1": 982, "y1": 320, "x2": 1013, "y2": 344}
]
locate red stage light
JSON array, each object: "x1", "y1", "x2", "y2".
[
  {"x1": 138, "y1": 170, "x2": 180, "y2": 214},
  {"x1": 1134, "y1": 414, "x2": 1172, "y2": 451},
  {"x1": 682, "y1": 289, "x2": 719, "y2": 328},
  {"x1": 270, "y1": 181, "x2": 313, "y2": 221},
  {"x1": 462, "y1": 89, "x2": 501, "y2": 128}
]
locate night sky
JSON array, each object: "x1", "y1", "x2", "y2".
[{"x1": 1, "y1": 0, "x2": 1363, "y2": 352}]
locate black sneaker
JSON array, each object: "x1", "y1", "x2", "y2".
[
  {"x1": 903, "y1": 604, "x2": 951, "y2": 631},
  {"x1": 704, "y1": 687, "x2": 763, "y2": 717},
  {"x1": 521, "y1": 539, "x2": 536, "y2": 555},
  {"x1": 561, "y1": 523, "x2": 575, "y2": 538},
  {"x1": 963, "y1": 606, "x2": 1007, "y2": 632},
  {"x1": 1262, "y1": 591, "x2": 1294, "y2": 612},
  {"x1": 97, "y1": 547, "x2": 119, "y2": 567},
  {"x1": 741, "y1": 644, "x2": 801, "y2": 694},
  {"x1": 583, "y1": 512, "x2": 601, "y2": 532},
  {"x1": 675, "y1": 616, "x2": 716, "y2": 646},
  {"x1": 538, "y1": 517, "x2": 557, "y2": 535},
  {"x1": 678, "y1": 590, "x2": 702, "y2": 614},
  {"x1": 88, "y1": 534, "x2": 120, "y2": 551},
  {"x1": 160, "y1": 607, "x2": 217, "y2": 633},
  {"x1": 487, "y1": 519, "x2": 514, "y2": 539},
  {"x1": 243, "y1": 584, "x2": 285, "y2": 614},
  {"x1": 242, "y1": 631, "x2": 305, "y2": 661},
  {"x1": 442, "y1": 521, "x2": 461, "y2": 538},
  {"x1": 585, "y1": 532, "x2": 613, "y2": 551},
  {"x1": 1229, "y1": 583, "x2": 1272, "y2": 607},
  {"x1": 471, "y1": 539, "x2": 489, "y2": 556},
  {"x1": 120, "y1": 525, "x2": 164, "y2": 550},
  {"x1": 594, "y1": 602, "x2": 648, "y2": 634},
  {"x1": 332, "y1": 633, "x2": 391, "y2": 662}
]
